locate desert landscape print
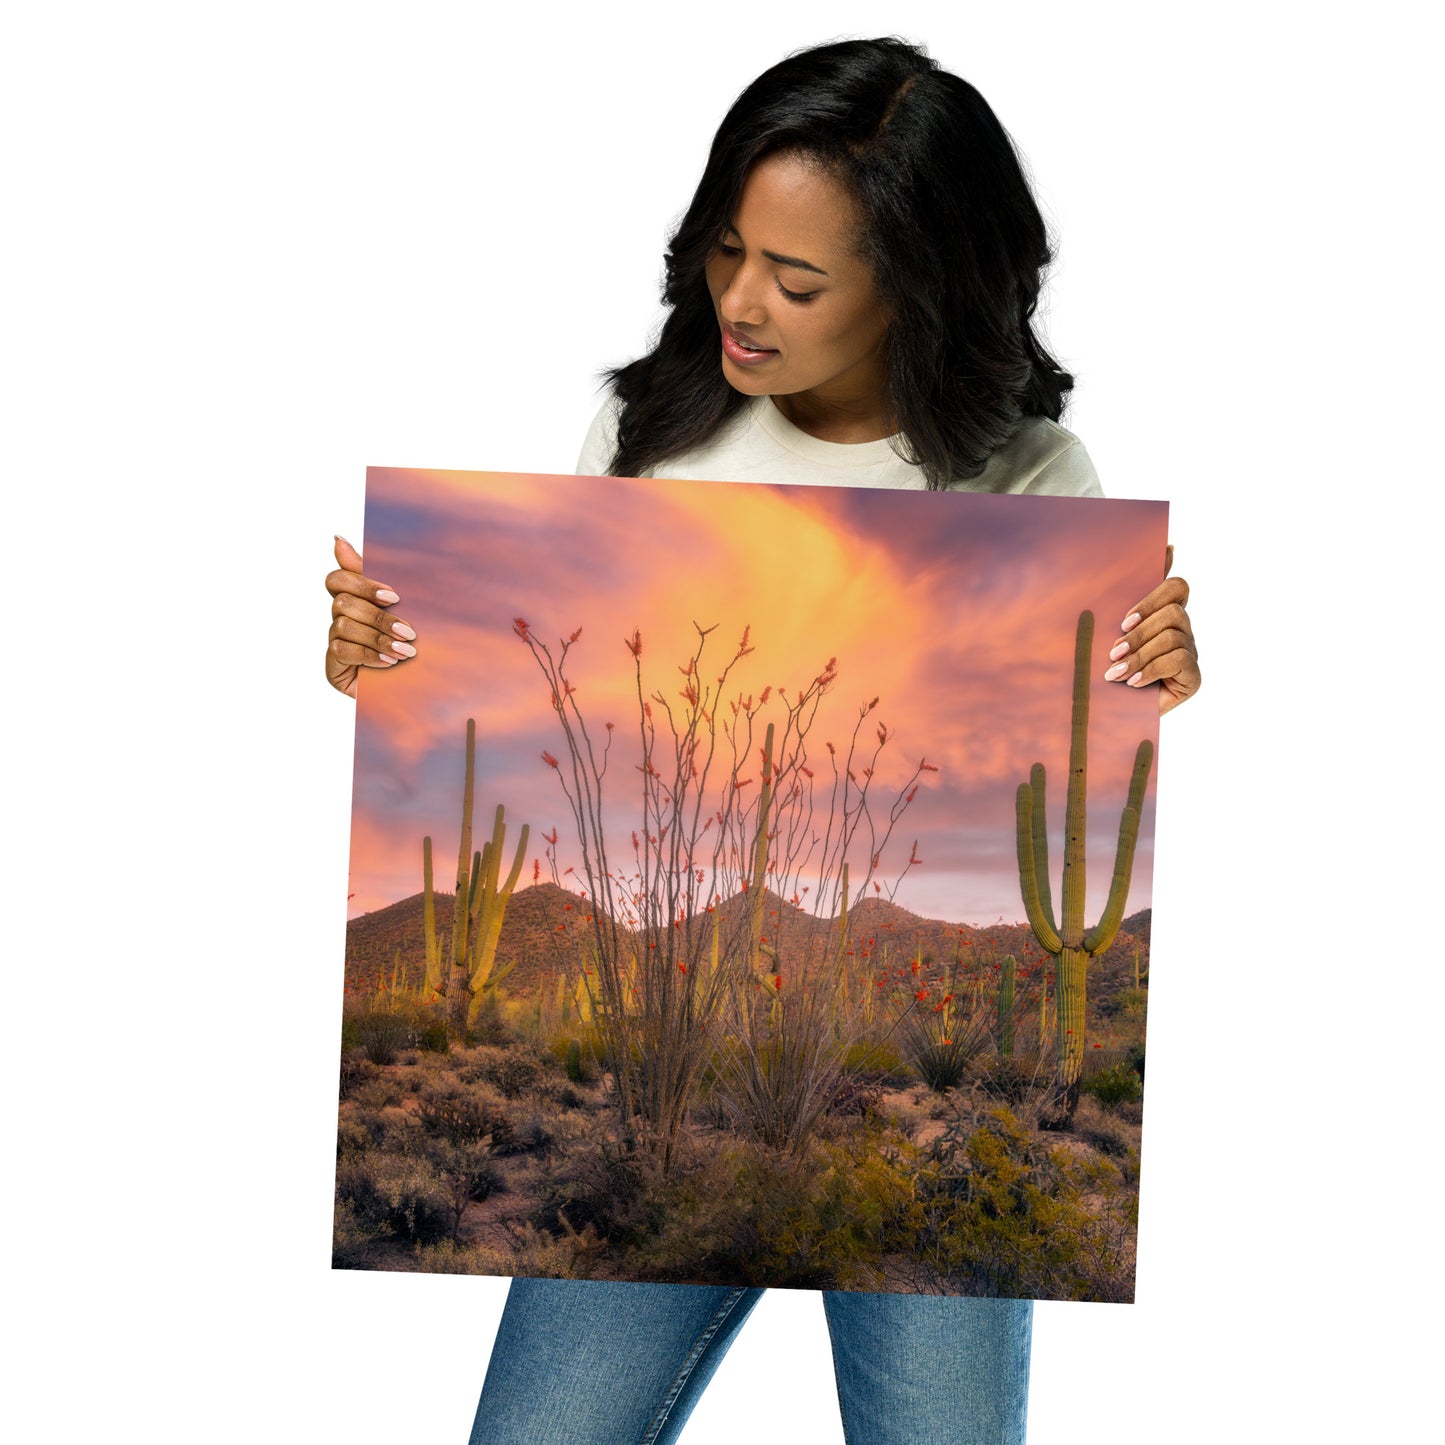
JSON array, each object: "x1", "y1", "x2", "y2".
[{"x1": 334, "y1": 467, "x2": 1167, "y2": 1302}]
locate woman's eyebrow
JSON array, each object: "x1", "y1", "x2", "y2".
[{"x1": 723, "y1": 225, "x2": 829, "y2": 276}]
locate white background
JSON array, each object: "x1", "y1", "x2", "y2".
[{"x1": 6, "y1": 2, "x2": 1439, "y2": 1441}]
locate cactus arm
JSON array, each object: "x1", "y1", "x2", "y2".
[
  {"x1": 1082, "y1": 738, "x2": 1154, "y2": 955},
  {"x1": 1082, "y1": 807, "x2": 1141, "y2": 956},
  {"x1": 1016, "y1": 783, "x2": 1062, "y2": 955},
  {"x1": 423, "y1": 834, "x2": 443, "y2": 995},
  {"x1": 1060, "y1": 610, "x2": 1093, "y2": 946},
  {"x1": 1028, "y1": 764, "x2": 1057, "y2": 938}
]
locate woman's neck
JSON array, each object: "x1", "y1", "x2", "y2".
[{"x1": 768, "y1": 389, "x2": 897, "y2": 444}]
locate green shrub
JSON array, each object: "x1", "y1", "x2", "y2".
[
  {"x1": 912, "y1": 1106, "x2": 1135, "y2": 1302},
  {"x1": 1081, "y1": 1063, "x2": 1143, "y2": 1108},
  {"x1": 1098, "y1": 986, "x2": 1148, "y2": 1020},
  {"x1": 353, "y1": 1011, "x2": 414, "y2": 1065},
  {"x1": 335, "y1": 1154, "x2": 454, "y2": 1245},
  {"x1": 415, "y1": 1018, "x2": 451, "y2": 1053},
  {"x1": 839, "y1": 1039, "x2": 910, "y2": 1084},
  {"x1": 913, "y1": 1039, "x2": 972, "y2": 1092}
]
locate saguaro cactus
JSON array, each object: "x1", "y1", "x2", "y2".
[
  {"x1": 1015, "y1": 611, "x2": 1153, "y2": 1114},
  {"x1": 997, "y1": 954, "x2": 1016, "y2": 1058},
  {"x1": 423, "y1": 718, "x2": 530, "y2": 1041}
]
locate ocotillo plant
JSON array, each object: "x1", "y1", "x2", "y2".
[
  {"x1": 517, "y1": 616, "x2": 933, "y2": 1167},
  {"x1": 423, "y1": 718, "x2": 530, "y2": 1042},
  {"x1": 1015, "y1": 611, "x2": 1153, "y2": 1115}
]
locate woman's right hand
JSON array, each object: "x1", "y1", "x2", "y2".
[{"x1": 324, "y1": 535, "x2": 417, "y2": 699}]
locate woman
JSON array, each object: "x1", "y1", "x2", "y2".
[{"x1": 325, "y1": 37, "x2": 1199, "y2": 1444}]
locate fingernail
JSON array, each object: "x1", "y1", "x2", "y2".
[
  {"x1": 391, "y1": 621, "x2": 417, "y2": 640},
  {"x1": 390, "y1": 641, "x2": 416, "y2": 658},
  {"x1": 1109, "y1": 640, "x2": 1130, "y2": 661},
  {"x1": 1105, "y1": 661, "x2": 1129, "y2": 681},
  {"x1": 1121, "y1": 612, "x2": 1141, "y2": 631},
  {"x1": 1126, "y1": 671, "x2": 1144, "y2": 687},
  {"x1": 335, "y1": 534, "x2": 354, "y2": 549},
  {"x1": 377, "y1": 653, "x2": 398, "y2": 666},
  {"x1": 376, "y1": 588, "x2": 400, "y2": 604}
]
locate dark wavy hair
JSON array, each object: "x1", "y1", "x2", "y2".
[{"x1": 605, "y1": 37, "x2": 1074, "y2": 489}]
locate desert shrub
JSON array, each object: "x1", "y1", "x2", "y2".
[
  {"x1": 1098, "y1": 986, "x2": 1148, "y2": 1020},
  {"x1": 839, "y1": 1039, "x2": 910, "y2": 1084},
  {"x1": 353, "y1": 1010, "x2": 414, "y2": 1065},
  {"x1": 909, "y1": 1106, "x2": 1135, "y2": 1301},
  {"x1": 415, "y1": 1135, "x2": 506, "y2": 1233},
  {"x1": 415, "y1": 1018, "x2": 451, "y2": 1053},
  {"x1": 466, "y1": 993, "x2": 513, "y2": 1047},
  {"x1": 498, "y1": 1114, "x2": 557, "y2": 1158},
  {"x1": 971, "y1": 1055, "x2": 1051, "y2": 1105},
  {"x1": 826, "y1": 1072, "x2": 886, "y2": 1119},
  {"x1": 338, "y1": 1050, "x2": 377, "y2": 1099},
  {"x1": 558, "y1": 1083, "x2": 587, "y2": 1111},
  {"x1": 913, "y1": 1039, "x2": 972, "y2": 1092},
  {"x1": 332, "y1": 1198, "x2": 386, "y2": 1268},
  {"x1": 627, "y1": 1134, "x2": 920, "y2": 1290},
  {"x1": 416, "y1": 1080, "x2": 513, "y2": 1151},
  {"x1": 1081, "y1": 1063, "x2": 1143, "y2": 1108},
  {"x1": 457, "y1": 1045, "x2": 549, "y2": 1098},
  {"x1": 336, "y1": 1154, "x2": 454, "y2": 1245},
  {"x1": 344, "y1": 1101, "x2": 414, "y2": 1151},
  {"x1": 1072, "y1": 1095, "x2": 1142, "y2": 1159},
  {"x1": 348, "y1": 1075, "x2": 406, "y2": 1111},
  {"x1": 530, "y1": 1138, "x2": 667, "y2": 1243},
  {"x1": 416, "y1": 1223, "x2": 598, "y2": 1280},
  {"x1": 1124, "y1": 1040, "x2": 1146, "y2": 1081}
]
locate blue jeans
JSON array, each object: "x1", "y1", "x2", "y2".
[{"x1": 470, "y1": 1278, "x2": 1032, "y2": 1444}]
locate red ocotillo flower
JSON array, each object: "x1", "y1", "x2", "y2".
[
  {"x1": 513, "y1": 617, "x2": 530, "y2": 637},
  {"x1": 569, "y1": 626, "x2": 583, "y2": 642},
  {"x1": 625, "y1": 628, "x2": 643, "y2": 657},
  {"x1": 920, "y1": 760, "x2": 939, "y2": 772}
]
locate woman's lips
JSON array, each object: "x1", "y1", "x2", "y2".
[{"x1": 721, "y1": 325, "x2": 779, "y2": 366}]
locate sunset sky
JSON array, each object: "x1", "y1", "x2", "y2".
[{"x1": 347, "y1": 469, "x2": 1166, "y2": 928}]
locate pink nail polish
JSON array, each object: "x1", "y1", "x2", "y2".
[
  {"x1": 1126, "y1": 671, "x2": 1144, "y2": 686},
  {"x1": 1109, "y1": 640, "x2": 1130, "y2": 661},
  {"x1": 392, "y1": 622, "x2": 417, "y2": 640},
  {"x1": 377, "y1": 654, "x2": 398, "y2": 666},
  {"x1": 1104, "y1": 661, "x2": 1129, "y2": 681},
  {"x1": 1121, "y1": 612, "x2": 1141, "y2": 631},
  {"x1": 390, "y1": 641, "x2": 416, "y2": 658},
  {"x1": 376, "y1": 588, "x2": 400, "y2": 604}
]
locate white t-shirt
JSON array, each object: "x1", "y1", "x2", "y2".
[{"x1": 575, "y1": 392, "x2": 1104, "y2": 497}]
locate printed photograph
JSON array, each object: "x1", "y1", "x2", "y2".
[{"x1": 335, "y1": 467, "x2": 1167, "y2": 1302}]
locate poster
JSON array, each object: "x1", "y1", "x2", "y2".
[{"x1": 336, "y1": 467, "x2": 1166, "y2": 1303}]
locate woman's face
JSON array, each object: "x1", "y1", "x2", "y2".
[{"x1": 704, "y1": 152, "x2": 891, "y2": 432}]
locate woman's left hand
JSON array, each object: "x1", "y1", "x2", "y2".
[{"x1": 1104, "y1": 544, "x2": 1201, "y2": 716}]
